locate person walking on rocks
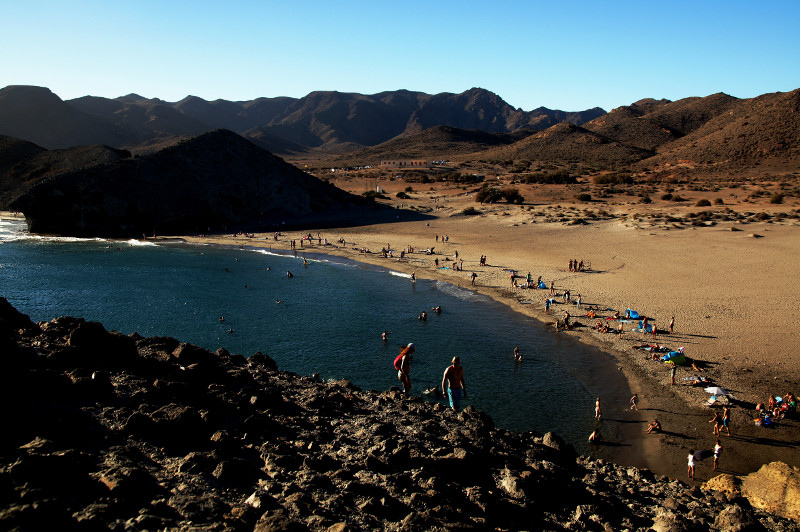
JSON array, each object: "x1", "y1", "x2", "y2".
[
  {"x1": 442, "y1": 356, "x2": 466, "y2": 411},
  {"x1": 395, "y1": 343, "x2": 415, "y2": 395}
]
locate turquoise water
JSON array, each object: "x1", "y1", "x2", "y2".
[{"x1": 0, "y1": 219, "x2": 635, "y2": 456}]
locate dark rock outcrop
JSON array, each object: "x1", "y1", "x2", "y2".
[
  {"x1": 4, "y1": 129, "x2": 364, "y2": 237},
  {"x1": 1, "y1": 298, "x2": 798, "y2": 531}
]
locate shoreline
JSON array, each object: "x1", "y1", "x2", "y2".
[
  {"x1": 4, "y1": 209, "x2": 798, "y2": 481},
  {"x1": 181, "y1": 212, "x2": 800, "y2": 482}
]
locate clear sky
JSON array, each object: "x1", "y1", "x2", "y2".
[{"x1": 3, "y1": 0, "x2": 798, "y2": 112}]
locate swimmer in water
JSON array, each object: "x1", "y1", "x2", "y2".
[
  {"x1": 382, "y1": 330, "x2": 389, "y2": 341},
  {"x1": 276, "y1": 299, "x2": 283, "y2": 304},
  {"x1": 287, "y1": 271, "x2": 293, "y2": 278}
]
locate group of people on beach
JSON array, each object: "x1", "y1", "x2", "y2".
[{"x1": 568, "y1": 259, "x2": 585, "y2": 272}]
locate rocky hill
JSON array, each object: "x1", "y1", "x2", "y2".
[
  {"x1": 2, "y1": 129, "x2": 365, "y2": 237},
  {"x1": 2, "y1": 299, "x2": 798, "y2": 531},
  {"x1": 0, "y1": 85, "x2": 603, "y2": 153},
  {"x1": 643, "y1": 88, "x2": 800, "y2": 166},
  {"x1": 331, "y1": 125, "x2": 535, "y2": 166},
  {"x1": 474, "y1": 122, "x2": 654, "y2": 166}
]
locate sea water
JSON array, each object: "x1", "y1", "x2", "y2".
[{"x1": 0, "y1": 218, "x2": 636, "y2": 457}]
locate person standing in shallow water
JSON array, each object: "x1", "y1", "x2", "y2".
[{"x1": 442, "y1": 356, "x2": 466, "y2": 411}]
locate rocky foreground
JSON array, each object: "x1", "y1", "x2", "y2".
[{"x1": 1, "y1": 298, "x2": 798, "y2": 531}]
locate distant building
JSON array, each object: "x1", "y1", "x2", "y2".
[{"x1": 380, "y1": 160, "x2": 432, "y2": 169}]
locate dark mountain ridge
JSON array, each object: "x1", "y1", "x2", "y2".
[
  {"x1": 3, "y1": 129, "x2": 365, "y2": 237},
  {"x1": 0, "y1": 85, "x2": 604, "y2": 153},
  {"x1": 1, "y1": 85, "x2": 798, "y2": 173}
]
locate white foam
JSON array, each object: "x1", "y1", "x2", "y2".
[
  {"x1": 390, "y1": 271, "x2": 412, "y2": 279},
  {"x1": 125, "y1": 239, "x2": 158, "y2": 247},
  {"x1": 250, "y1": 249, "x2": 291, "y2": 258},
  {"x1": 434, "y1": 280, "x2": 481, "y2": 301}
]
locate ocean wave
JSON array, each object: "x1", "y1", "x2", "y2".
[
  {"x1": 250, "y1": 249, "x2": 292, "y2": 258},
  {"x1": 389, "y1": 271, "x2": 413, "y2": 279},
  {"x1": 433, "y1": 280, "x2": 481, "y2": 301},
  {"x1": 125, "y1": 239, "x2": 158, "y2": 247}
]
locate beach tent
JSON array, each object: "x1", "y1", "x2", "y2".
[
  {"x1": 626, "y1": 308, "x2": 640, "y2": 319},
  {"x1": 704, "y1": 386, "x2": 729, "y2": 396},
  {"x1": 539, "y1": 280, "x2": 547, "y2": 289}
]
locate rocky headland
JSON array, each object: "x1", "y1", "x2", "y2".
[
  {"x1": 1, "y1": 129, "x2": 367, "y2": 238},
  {"x1": 1, "y1": 297, "x2": 798, "y2": 531}
]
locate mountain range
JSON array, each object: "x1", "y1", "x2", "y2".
[
  {"x1": 1, "y1": 84, "x2": 798, "y2": 173},
  {"x1": 0, "y1": 85, "x2": 604, "y2": 155}
]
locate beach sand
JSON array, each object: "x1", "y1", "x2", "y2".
[{"x1": 183, "y1": 183, "x2": 800, "y2": 482}]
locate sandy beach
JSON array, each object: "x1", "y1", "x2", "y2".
[{"x1": 181, "y1": 181, "x2": 800, "y2": 482}]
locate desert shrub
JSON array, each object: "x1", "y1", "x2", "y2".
[
  {"x1": 770, "y1": 193, "x2": 784, "y2": 204},
  {"x1": 460, "y1": 206, "x2": 481, "y2": 216},
  {"x1": 639, "y1": 195, "x2": 652, "y2": 204},
  {"x1": 661, "y1": 193, "x2": 673, "y2": 200},
  {"x1": 475, "y1": 186, "x2": 503, "y2": 203},
  {"x1": 696, "y1": 199, "x2": 712, "y2": 207},
  {"x1": 523, "y1": 170, "x2": 576, "y2": 184},
  {"x1": 501, "y1": 187, "x2": 525, "y2": 204},
  {"x1": 593, "y1": 172, "x2": 634, "y2": 185},
  {"x1": 576, "y1": 193, "x2": 592, "y2": 202},
  {"x1": 435, "y1": 171, "x2": 483, "y2": 184},
  {"x1": 396, "y1": 192, "x2": 410, "y2": 199},
  {"x1": 671, "y1": 195, "x2": 688, "y2": 202},
  {"x1": 714, "y1": 198, "x2": 724, "y2": 205},
  {"x1": 362, "y1": 191, "x2": 387, "y2": 201},
  {"x1": 405, "y1": 186, "x2": 414, "y2": 192}
]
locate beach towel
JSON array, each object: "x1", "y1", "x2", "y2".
[{"x1": 663, "y1": 354, "x2": 686, "y2": 365}]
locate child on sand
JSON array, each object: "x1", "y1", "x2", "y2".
[
  {"x1": 713, "y1": 440, "x2": 723, "y2": 471},
  {"x1": 709, "y1": 411, "x2": 721, "y2": 436}
]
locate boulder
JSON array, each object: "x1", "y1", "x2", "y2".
[
  {"x1": 714, "y1": 503, "x2": 759, "y2": 531},
  {"x1": 741, "y1": 461, "x2": 800, "y2": 521}
]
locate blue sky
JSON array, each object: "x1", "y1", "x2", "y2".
[{"x1": 3, "y1": 0, "x2": 798, "y2": 112}]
